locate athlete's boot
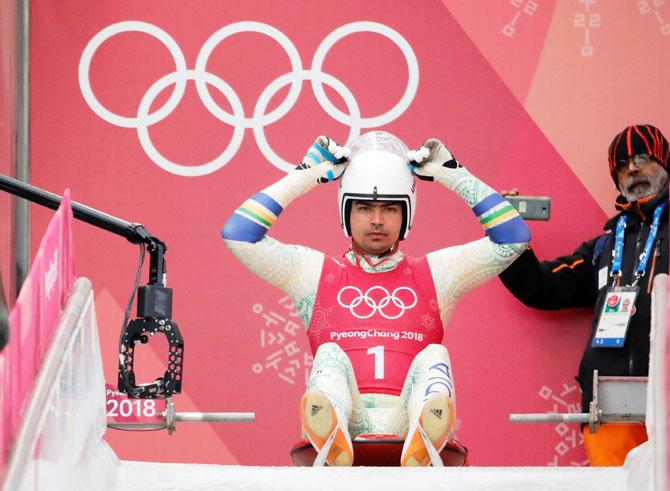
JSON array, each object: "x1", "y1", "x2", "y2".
[
  {"x1": 300, "y1": 389, "x2": 354, "y2": 466},
  {"x1": 400, "y1": 392, "x2": 455, "y2": 466}
]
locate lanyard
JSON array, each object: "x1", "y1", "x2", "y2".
[{"x1": 611, "y1": 204, "x2": 665, "y2": 284}]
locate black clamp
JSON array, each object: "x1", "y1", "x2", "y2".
[
  {"x1": 118, "y1": 227, "x2": 184, "y2": 399},
  {"x1": 118, "y1": 317, "x2": 184, "y2": 399}
]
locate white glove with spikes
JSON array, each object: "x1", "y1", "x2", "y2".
[
  {"x1": 295, "y1": 135, "x2": 350, "y2": 184},
  {"x1": 326, "y1": 137, "x2": 351, "y2": 161},
  {"x1": 408, "y1": 138, "x2": 462, "y2": 182}
]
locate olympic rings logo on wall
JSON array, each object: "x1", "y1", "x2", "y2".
[
  {"x1": 337, "y1": 285, "x2": 418, "y2": 320},
  {"x1": 78, "y1": 21, "x2": 419, "y2": 177}
]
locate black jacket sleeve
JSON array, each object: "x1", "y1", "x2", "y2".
[
  {"x1": 499, "y1": 239, "x2": 600, "y2": 310},
  {"x1": 0, "y1": 273, "x2": 7, "y2": 350}
]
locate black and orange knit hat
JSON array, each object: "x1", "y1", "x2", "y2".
[{"x1": 608, "y1": 125, "x2": 670, "y2": 188}]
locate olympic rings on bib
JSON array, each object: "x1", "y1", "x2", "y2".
[
  {"x1": 337, "y1": 285, "x2": 418, "y2": 320},
  {"x1": 78, "y1": 21, "x2": 419, "y2": 177}
]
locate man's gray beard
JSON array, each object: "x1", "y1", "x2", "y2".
[{"x1": 621, "y1": 169, "x2": 669, "y2": 202}]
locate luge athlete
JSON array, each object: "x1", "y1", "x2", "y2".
[{"x1": 222, "y1": 131, "x2": 530, "y2": 465}]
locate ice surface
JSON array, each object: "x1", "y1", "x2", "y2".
[{"x1": 115, "y1": 462, "x2": 628, "y2": 491}]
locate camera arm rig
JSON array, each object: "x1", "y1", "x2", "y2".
[
  {"x1": 0, "y1": 174, "x2": 183, "y2": 399},
  {"x1": 118, "y1": 227, "x2": 184, "y2": 399}
]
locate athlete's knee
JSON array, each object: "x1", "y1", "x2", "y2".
[
  {"x1": 308, "y1": 343, "x2": 358, "y2": 396},
  {"x1": 315, "y1": 342, "x2": 346, "y2": 358},
  {"x1": 416, "y1": 343, "x2": 450, "y2": 361},
  {"x1": 314, "y1": 342, "x2": 354, "y2": 369},
  {"x1": 413, "y1": 344, "x2": 454, "y2": 398}
]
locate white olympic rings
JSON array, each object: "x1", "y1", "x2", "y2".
[
  {"x1": 337, "y1": 285, "x2": 418, "y2": 320},
  {"x1": 78, "y1": 20, "x2": 419, "y2": 177}
]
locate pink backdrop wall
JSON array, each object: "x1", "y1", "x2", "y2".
[{"x1": 27, "y1": 1, "x2": 670, "y2": 466}]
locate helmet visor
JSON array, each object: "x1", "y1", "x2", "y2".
[{"x1": 349, "y1": 131, "x2": 409, "y2": 163}]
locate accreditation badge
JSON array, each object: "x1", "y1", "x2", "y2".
[{"x1": 591, "y1": 286, "x2": 639, "y2": 348}]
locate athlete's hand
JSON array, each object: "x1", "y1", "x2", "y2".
[
  {"x1": 295, "y1": 136, "x2": 350, "y2": 184},
  {"x1": 407, "y1": 138, "x2": 462, "y2": 182}
]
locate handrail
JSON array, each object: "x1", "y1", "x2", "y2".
[{"x1": 2, "y1": 278, "x2": 113, "y2": 490}]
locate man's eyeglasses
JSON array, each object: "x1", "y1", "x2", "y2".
[{"x1": 616, "y1": 153, "x2": 654, "y2": 172}]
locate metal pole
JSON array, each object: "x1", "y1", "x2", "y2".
[
  {"x1": 14, "y1": 0, "x2": 30, "y2": 301},
  {"x1": 172, "y1": 412, "x2": 256, "y2": 423},
  {"x1": 0, "y1": 174, "x2": 164, "y2": 247},
  {"x1": 163, "y1": 399, "x2": 254, "y2": 434},
  {"x1": 509, "y1": 413, "x2": 590, "y2": 424},
  {"x1": 0, "y1": 174, "x2": 135, "y2": 238}
]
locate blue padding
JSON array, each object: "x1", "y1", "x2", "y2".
[
  {"x1": 326, "y1": 169, "x2": 334, "y2": 181},
  {"x1": 305, "y1": 151, "x2": 321, "y2": 163},
  {"x1": 472, "y1": 193, "x2": 506, "y2": 215},
  {"x1": 312, "y1": 143, "x2": 337, "y2": 163},
  {"x1": 251, "y1": 192, "x2": 283, "y2": 216},
  {"x1": 486, "y1": 215, "x2": 531, "y2": 244},
  {"x1": 221, "y1": 213, "x2": 268, "y2": 243}
]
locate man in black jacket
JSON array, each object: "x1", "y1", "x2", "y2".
[{"x1": 500, "y1": 125, "x2": 669, "y2": 466}]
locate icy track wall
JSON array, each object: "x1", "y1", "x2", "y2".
[
  {"x1": 621, "y1": 274, "x2": 669, "y2": 491},
  {"x1": 1, "y1": 191, "x2": 74, "y2": 475},
  {"x1": 0, "y1": 193, "x2": 119, "y2": 490},
  {"x1": 2, "y1": 279, "x2": 118, "y2": 490}
]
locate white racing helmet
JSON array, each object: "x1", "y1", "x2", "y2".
[{"x1": 338, "y1": 131, "x2": 416, "y2": 240}]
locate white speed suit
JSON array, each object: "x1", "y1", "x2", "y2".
[{"x1": 221, "y1": 135, "x2": 530, "y2": 459}]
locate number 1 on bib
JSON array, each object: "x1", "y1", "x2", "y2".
[{"x1": 367, "y1": 345, "x2": 385, "y2": 379}]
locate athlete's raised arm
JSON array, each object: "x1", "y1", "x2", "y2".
[
  {"x1": 221, "y1": 137, "x2": 349, "y2": 324},
  {"x1": 409, "y1": 139, "x2": 531, "y2": 322}
]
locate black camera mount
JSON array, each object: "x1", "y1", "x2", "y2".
[{"x1": 0, "y1": 174, "x2": 183, "y2": 399}]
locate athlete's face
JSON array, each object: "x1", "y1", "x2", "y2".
[
  {"x1": 616, "y1": 155, "x2": 669, "y2": 201},
  {"x1": 349, "y1": 200, "x2": 403, "y2": 255}
]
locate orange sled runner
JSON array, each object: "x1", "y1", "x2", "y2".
[{"x1": 290, "y1": 434, "x2": 468, "y2": 467}]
